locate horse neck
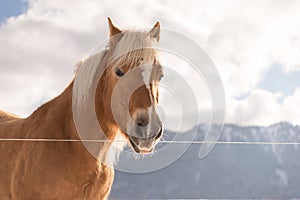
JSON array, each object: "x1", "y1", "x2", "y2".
[
  {"x1": 27, "y1": 80, "x2": 121, "y2": 167},
  {"x1": 24, "y1": 84, "x2": 90, "y2": 167},
  {"x1": 26, "y1": 48, "x2": 124, "y2": 167},
  {"x1": 26, "y1": 82, "x2": 76, "y2": 139}
]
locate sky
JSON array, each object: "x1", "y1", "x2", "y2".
[
  {"x1": 0, "y1": 0, "x2": 300, "y2": 128},
  {"x1": 0, "y1": 0, "x2": 28, "y2": 22}
]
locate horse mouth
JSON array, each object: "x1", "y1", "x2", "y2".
[{"x1": 128, "y1": 136, "x2": 153, "y2": 154}]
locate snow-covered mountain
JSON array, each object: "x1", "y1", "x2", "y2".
[{"x1": 110, "y1": 122, "x2": 300, "y2": 199}]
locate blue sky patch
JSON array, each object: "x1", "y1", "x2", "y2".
[
  {"x1": 259, "y1": 64, "x2": 300, "y2": 97},
  {"x1": 0, "y1": 0, "x2": 28, "y2": 23}
]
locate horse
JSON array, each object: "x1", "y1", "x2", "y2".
[{"x1": 0, "y1": 17, "x2": 164, "y2": 200}]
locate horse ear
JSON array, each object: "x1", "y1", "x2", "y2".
[
  {"x1": 107, "y1": 17, "x2": 122, "y2": 37},
  {"x1": 149, "y1": 21, "x2": 160, "y2": 42}
]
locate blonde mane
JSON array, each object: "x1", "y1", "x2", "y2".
[
  {"x1": 73, "y1": 52, "x2": 106, "y2": 107},
  {"x1": 109, "y1": 30, "x2": 158, "y2": 69}
]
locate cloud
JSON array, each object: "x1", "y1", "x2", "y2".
[
  {"x1": 198, "y1": 0, "x2": 300, "y2": 96},
  {"x1": 0, "y1": 0, "x2": 300, "y2": 127},
  {"x1": 226, "y1": 88, "x2": 300, "y2": 126}
]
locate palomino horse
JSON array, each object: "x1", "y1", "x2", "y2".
[{"x1": 0, "y1": 18, "x2": 163, "y2": 200}]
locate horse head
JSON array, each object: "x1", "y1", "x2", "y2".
[{"x1": 95, "y1": 18, "x2": 164, "y2": 154}]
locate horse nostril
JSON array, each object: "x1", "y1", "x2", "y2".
[
  {"x1": 136, "y1": 118, "x2": 148, "y2": 127},
  {"x1": 155, "y1": 127, "x2": 163, "y2": 139}
]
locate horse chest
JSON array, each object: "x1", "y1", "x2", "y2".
[
  {"x1": 80, "y1": 165, "x2": 115, "y2": 200},
  {"x1": 10, "y1": 141, "x2": 114, "y2": 200}
]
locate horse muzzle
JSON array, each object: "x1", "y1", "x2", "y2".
[{"x1": 128, "y1": 126, "x2": 163, "y2": 153}]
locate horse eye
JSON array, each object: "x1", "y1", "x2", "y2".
[{"x1": 115, "y1": 69, "x2": 125, "y2": 77}]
